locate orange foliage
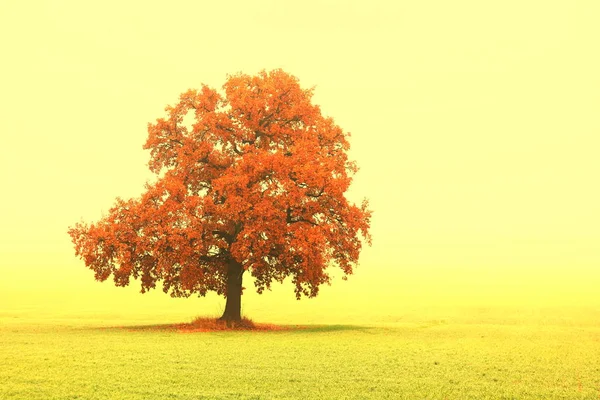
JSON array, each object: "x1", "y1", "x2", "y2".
[{"x1": 68, "y1": 69, "x2": 371, "y2": 301}]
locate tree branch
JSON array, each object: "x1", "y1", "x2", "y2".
[
  {"x1": 286, "y1": 207, "x2": 318, "y2": 226},
  {"x1": 212, "y1": 230, "x2": 234, "y2": 244},
  {"x1": 306, "y1": 187, "x2": 324, "y2": 198}
]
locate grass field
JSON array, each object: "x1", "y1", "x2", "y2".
[
  {"x1": 2, "y1": 299, "x2": 600, "y2": 399},
  {"x1": 2, "y1": 261, "x2": 600, "y2": 399}
]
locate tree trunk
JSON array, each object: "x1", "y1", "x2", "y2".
[{"x1": 219, "y1": 259, "x2": 244, "y2": 325}]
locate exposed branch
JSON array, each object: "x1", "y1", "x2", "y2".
[
  {"x1": 216, "y1": 123, "x2": 235, "y2": 133},
  {"x1": 232, "y1": 142, "x2": 244, "y2": 155},
  {"x1": 259, "y1": 112, "x2": 275, "y2": 127},
  {"x1": 254, "y1": 129, "x2": 273, "y2": 139},
  {"x1": 286, "y1": 207, "x2": 318, "y2": 226},
  {"x1": 306, "y1": 187, "x2": 324, "y2": 198},
  {"x1": 212, "y1": 230, "x2": 234, "y2": 244}
]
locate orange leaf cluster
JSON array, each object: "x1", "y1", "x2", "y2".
[{"x1": 68, "y1": 69, "x2": 372, "y2": 299}]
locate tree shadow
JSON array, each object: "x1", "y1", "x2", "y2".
[
  {"x1": 88, "y1": 323, "x2": 179, "y2": 333},
  {"x1": 286, "y1": 324, "x2": 374, "y2": 333},
  {"x1": 91, "y1": 322, "x2": 374, "y2": 334}
]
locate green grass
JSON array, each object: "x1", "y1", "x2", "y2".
[
  {"x1": 2, "y1": 310, "x2": 600, "y2": 399},
  {"x1": 2, "y1": 269, "x2": 600, "y2": 399}
]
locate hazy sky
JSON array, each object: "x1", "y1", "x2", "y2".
[{"x1": 1, "y1": 1, "x2": 599, "y2": 309}]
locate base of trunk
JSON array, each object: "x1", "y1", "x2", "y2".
[
  {"x1": 218, "y1": 310, "x2": 242, "y2": 327},
  {"x1": 219, "y1": 259, "x2": 244, "y2": 327},
  {"x1": 218, "y1": 315, "x2": 240, "y2": 328}
]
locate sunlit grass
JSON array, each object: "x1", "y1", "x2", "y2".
[
  {"x1": 2, "y1": 307, "x2": 600, "y2": 399},
  {"x1": 2, "y1": 264, "x2": 600, "y2": 399}
]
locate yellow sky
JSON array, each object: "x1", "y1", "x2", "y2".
[{"x1": 1, "y1": 1, "x2": 599, "y2": 313}]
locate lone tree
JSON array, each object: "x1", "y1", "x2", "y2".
[{"x1": 69, "y1": 69, "x2": 372, "y2": 323}]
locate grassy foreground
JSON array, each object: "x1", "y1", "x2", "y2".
[{"x1": 2, "y1": 311, "x2": 600, "y2": 399}]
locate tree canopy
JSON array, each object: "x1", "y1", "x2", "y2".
[{"x1": 69, "y1": 69, "x2": 372, "y2": 322}]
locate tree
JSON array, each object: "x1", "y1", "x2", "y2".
[{"x1": 68, "y1": 69, "x2": 372, "y2": 323}]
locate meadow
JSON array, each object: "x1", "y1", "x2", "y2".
[
  {"x1": 3, "y1": 1, "x2": 600, "y2": 398},
  {"x1": 2, "y1": 282, "x2": 600, "y2": 400}
]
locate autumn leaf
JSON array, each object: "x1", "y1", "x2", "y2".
[{"x1": 68, "y1": 69, "x2": 372, "y2": 322}]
